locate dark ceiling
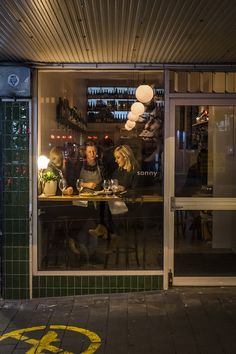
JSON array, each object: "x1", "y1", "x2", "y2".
[{"x1": 1, "y1": 0, "x2": 236, "y2": 65}]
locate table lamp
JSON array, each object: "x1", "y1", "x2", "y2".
[{"x1": 38, "y1": 155, "x2": 49, "y2": 194}]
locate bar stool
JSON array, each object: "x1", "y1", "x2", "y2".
[
  {"x1": 41, "y1": 215, "x2": 80, "y2": 268},
  {"x1": 104, "y1": 204, "x2": 140, "y2": 269}
]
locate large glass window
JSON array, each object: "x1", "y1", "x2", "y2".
[
  {"x1": 174, "y1": 210, "x2": 236, "y2": 276},
  {"x1": 37, "y1": 71, "x2": 164, "y2": 272},
  {"x1": 175, "y1": 105, "x2": 236, "y2": 197},
  {"x1": 174, "y1": 104, "x2": 236, "y2": 278}
]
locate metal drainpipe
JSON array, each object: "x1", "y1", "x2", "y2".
[
  {"x1": 0, "y1": 103, "x2": 3, "y2": 299},
  {"x1": 0, "y1": 230, "x2": 3, "y2": 299},
  {"x1": 28, "y1": 100, "x2": 33, "y2": 299}
]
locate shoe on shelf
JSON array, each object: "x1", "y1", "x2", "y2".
[
  {"x1": 89, "y1": 224, "x2": 108, "y2": 239},
  {"x1": 68, "y1": 238, "x2": 80, "y2": 255}
]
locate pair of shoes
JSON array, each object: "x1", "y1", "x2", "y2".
[
  {"x1": 68, "y1": 238, "x2": 80, "y2": 255},
  {"x1": 89, "y1": 224, "x2": 108, "y2": 239}
]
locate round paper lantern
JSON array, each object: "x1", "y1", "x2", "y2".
[
  {"x1": 131, "y1": 102, "x2": 145, "y2": 116},
  {"x1": 135, "y1": 84, "x2": 154, "y2": 103},
  {"x1": 128, "y1": 111, "x2": 139, "y2": 122},
  {"x1": 125, "y1": 122, "x2": 133, "y2": 131},
  {"x1": 126, "y1": 120, "x2": 136, "y2": 129}
]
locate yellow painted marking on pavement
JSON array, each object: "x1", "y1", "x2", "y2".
[{"x1": 0, "y1": 324, "x2": 101, "y2": 354}]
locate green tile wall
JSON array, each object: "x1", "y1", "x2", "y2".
[
  {"x1": 0, "y1": 101, "x2": 30, "y2": 299},
  {"x1": 32, "y1": 275, "x2": 163, "y2": 297}
]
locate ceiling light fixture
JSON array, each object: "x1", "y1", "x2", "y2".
[
  {"x1": 125, "y1": 120, "x2": 136, "y2": 130},
  {"x1": 131, "y1": 102, "x2": 145, "y2": 116},
  {"x1": 135, "y1": 84, "x2": 154, "y2": 103},
  {"x1": 128, "y1": 111, "x2": 139, "y2": 122},
  {"x1": 126, "y1": 120, "x2": 136, "y2": 129},
  {"x1": 125, "y1": 122, "x2": 133, "y2": 130}
]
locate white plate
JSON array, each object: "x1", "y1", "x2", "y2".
[
  {"x1": 79, "y1": 192, "x2": 95, "y2": 197},
  {"x1": 93, "y1": 190, "x2": 113, "y2": 195}
]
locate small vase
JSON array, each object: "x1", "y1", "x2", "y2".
[{"x1": 43, "y1": 180, "x2": 57, "y2": 196}]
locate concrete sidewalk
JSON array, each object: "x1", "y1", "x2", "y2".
[{"x1": 0, "y1": 287, "x2": 236, "y2": 353}]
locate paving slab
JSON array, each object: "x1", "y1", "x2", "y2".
[{"x1": 0, "y1": 287, "x2": 236, "y2": 354}]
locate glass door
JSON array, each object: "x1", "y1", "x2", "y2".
[{"x1": 168, "y1": 98, "x2": 236, "y2": 286}]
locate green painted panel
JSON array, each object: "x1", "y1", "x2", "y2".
[{"x1": 0, "y1": 101, "x2": 30, "y2": 300}]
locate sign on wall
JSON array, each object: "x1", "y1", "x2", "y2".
[{"x1": 0, "y1": 66, "x2": 30, "y2": 97}]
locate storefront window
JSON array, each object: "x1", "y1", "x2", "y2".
[
  {"x1": 37, "y1": 71, "x2": 164, "y2": 271},
  {"x1": 175, "y1": 105, "x2": 236, "y2": 197},
  {"x1": 174, "y1": 209, "x2": 236, "y2": 277}
]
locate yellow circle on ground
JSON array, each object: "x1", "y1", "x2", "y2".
[{"x1": 0, "y1": 325, "x2": 101, "y2": 354}]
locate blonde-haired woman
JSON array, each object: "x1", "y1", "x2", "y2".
[
  {"x1": 48, "y1": 146, "x2": 73, "y2": 196},
  {"x1": 89, "y1": 144, "x2": 139, "y2": 238},
  {"x1": 113, "y1": 144, "x2": 139, "y2": 191}
]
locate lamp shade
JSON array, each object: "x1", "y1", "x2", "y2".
[
  {"x1": 131, "y1": 102, "x2": 145, "y2": 116},
  {"x1": 38, "y1": 155, "x2": 49, "y2": 170},
  {"x1": 126, "y1": 120, "x2": 136, "y2": 129},
  {"x1": 125, "y1": 122, "x2": 133, "y2": 130},
  {"x1": 128, "y1": 111, "x2": 139, "y2": 122},
  {"x1": 135, "y1": 84, "x2": 154, "y2": 103}
]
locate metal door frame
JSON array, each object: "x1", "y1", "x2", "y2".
[{"x1": 164, "y1": 94, "x2": 236, "y2": 288}]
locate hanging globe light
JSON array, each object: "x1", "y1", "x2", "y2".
[
  {"x1": 131, "y1": 102, "x2": 145, "y2": 116},
  {"x1": 126, "y1": 120, "x2": 136, "y2": 129},
  {"x1": 135, "y1": 84, "x2": 154, "y2": 103},
  {"x1": 128, "y1": 111, "x2": 139, "y2": 122},
  {"x1": 125, "y1": 122, "x2": 133, "y2": 130}
]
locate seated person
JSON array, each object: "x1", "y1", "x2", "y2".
[
  {"x1": 76, "y1": 141, "x2": 104, "y2": 193},
  {"x1": 43, "y1": 146, "x2": 79, "y2": 255},
  {"x1": 47, "y1": 146, "x2": 73, "y2": 196},
  {"x1": 113, "y1": 144, "x2": 139, "y2": 191},
  {"x1": 89, "y1": 144, "x2": 139, "y2": 238}
]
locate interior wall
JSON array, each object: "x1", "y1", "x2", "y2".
[
  {"x1": 38, "y1": 72, "x2": 87, "y2": 155},
  {"x1": 37, "y1": 70, "x2": 164, "y2": 158},
  {"x1": 212, "y1": 106, "x2": 236, "y2": 248}
]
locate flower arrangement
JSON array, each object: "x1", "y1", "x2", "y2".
[
  {"x1": 41, "y1": 170, "x2": 58, "y2": 196},
  {"x1": 42, "y1": 170, "x2": 57, "y2": 182}
]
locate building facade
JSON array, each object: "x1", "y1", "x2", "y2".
[{"x1": 1, "y1": 66, "x2": 236, "y2": 299}]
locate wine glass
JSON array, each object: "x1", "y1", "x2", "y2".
[
  {"x1": 103, "y1": 179, "x2": 111, "y2": 196},
  {"x1": 59, "y1": 178, "x2": 67, "y2": 195},
  {"x1": 76, "y1": 179, "x2": 83, "y2": 194},
  {"x1": 110, "y1": 179, "x2": 119, "y2": 194}
]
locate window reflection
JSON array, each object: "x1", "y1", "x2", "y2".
[
  {"x1": 174, "y1": 210, "x2": 236, "y2": 276},
  {"x1": 175, "y1": 105, "x2": 236, "y2": 197}
]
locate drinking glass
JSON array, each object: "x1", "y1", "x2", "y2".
[
  {"x1": 110, "y1": 179, "x2": 119, "y2": 194},
  {"x1": 59, "y1": 178, "x2": 67, "y2": 195},
  {"x1": 76, "y1": 179, "x2": 83, "y2": 194},
  {"x1": 103, "y1": 179, "x2": 111, "y2": 196}
]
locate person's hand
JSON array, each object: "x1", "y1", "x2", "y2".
[
  {"x1": 117, "y1": 185, "x2": 125, "y2": 192},
  {"x1": 83, "y1": 182, "x2": 97, "y2": 190},
  {"x1": 63, "y1": 186, "x2": 74, "y2": 195}
]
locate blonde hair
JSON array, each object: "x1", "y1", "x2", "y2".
[
  {"x1": 49, "y1": 146, "x2": 65, "y2": 170},
  {"x1": 114, "y1": 145, "x2": 138, "y2": 172}
]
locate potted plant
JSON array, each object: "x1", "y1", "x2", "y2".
[{"x1": 42, "y1": 170, "x2": 58, "y2": 196}]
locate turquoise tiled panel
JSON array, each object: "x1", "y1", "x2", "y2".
[
  {"x1": 32, "y1": 275, "x2": 163, "y2": 298},
  {"x1": 0, "y1": 101, "x2": 30, "y2": 300}
]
